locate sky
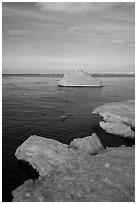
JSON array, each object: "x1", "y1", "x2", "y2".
[{"x1": 2, "y1": 2, "x2": 135, "y2": 73}]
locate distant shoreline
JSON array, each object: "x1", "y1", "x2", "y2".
[{"x1": 2, "y1": 73, "x2": 135, "y2": 77}]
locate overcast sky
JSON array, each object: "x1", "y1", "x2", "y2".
[{"x1": 2, "y1": 2, "x2": 135, "y2": 73}]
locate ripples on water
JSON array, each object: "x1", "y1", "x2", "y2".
[{"x1": 2, "y1": 75, "x2": 135, "y2": 201}]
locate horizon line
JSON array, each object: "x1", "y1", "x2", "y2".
[{"x1": 2, "y1": 71, "x2": 135, "y2": 75}]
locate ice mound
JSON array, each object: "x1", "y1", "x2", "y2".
[{"x1": 58, "y1": 70, "x2": 103, "y2": 87}]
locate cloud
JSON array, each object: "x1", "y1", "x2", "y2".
[
  {"x1": 111, "y1": 39, "x2": 127, "y2": 44},
  {"x1": 94, "y1": 40, "x2": 102, "y2": 44},
  {"x1": 111, "y1": 39, "x2": 135, "y2": 48},
  {"x1": 6, "y1": 29, "x2": 30, "y2": 37},
  {"x1": 36, "y1": 2, "x2": 119, "y2": 14},
  {"x1": 128, "y1": 44, "x2": 135, "y2": 48},
  {"x1": 3, "y1": 29, "x2": 31, "y2": 40},
  {"x1": 2, "y1": 2, "x2": 135, "y2": 73}
]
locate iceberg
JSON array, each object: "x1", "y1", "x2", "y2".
[
  {"x1": 58, "y1": 70, "x2": 103, "y2": 87},
  {"x1": 13, "y1": 135, "x2": 134, "y2": 202},
  {"x1": 92, "y1": 100, "x2": 135, "y2": 138}
]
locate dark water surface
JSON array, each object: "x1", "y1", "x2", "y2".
[{"x1": 2, "y1": 75, "x2": 135, "y2": 201}]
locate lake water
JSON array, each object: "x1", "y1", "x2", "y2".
[{"x1": 2, "y1": 75, "x2": 135, "y2": 201}]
